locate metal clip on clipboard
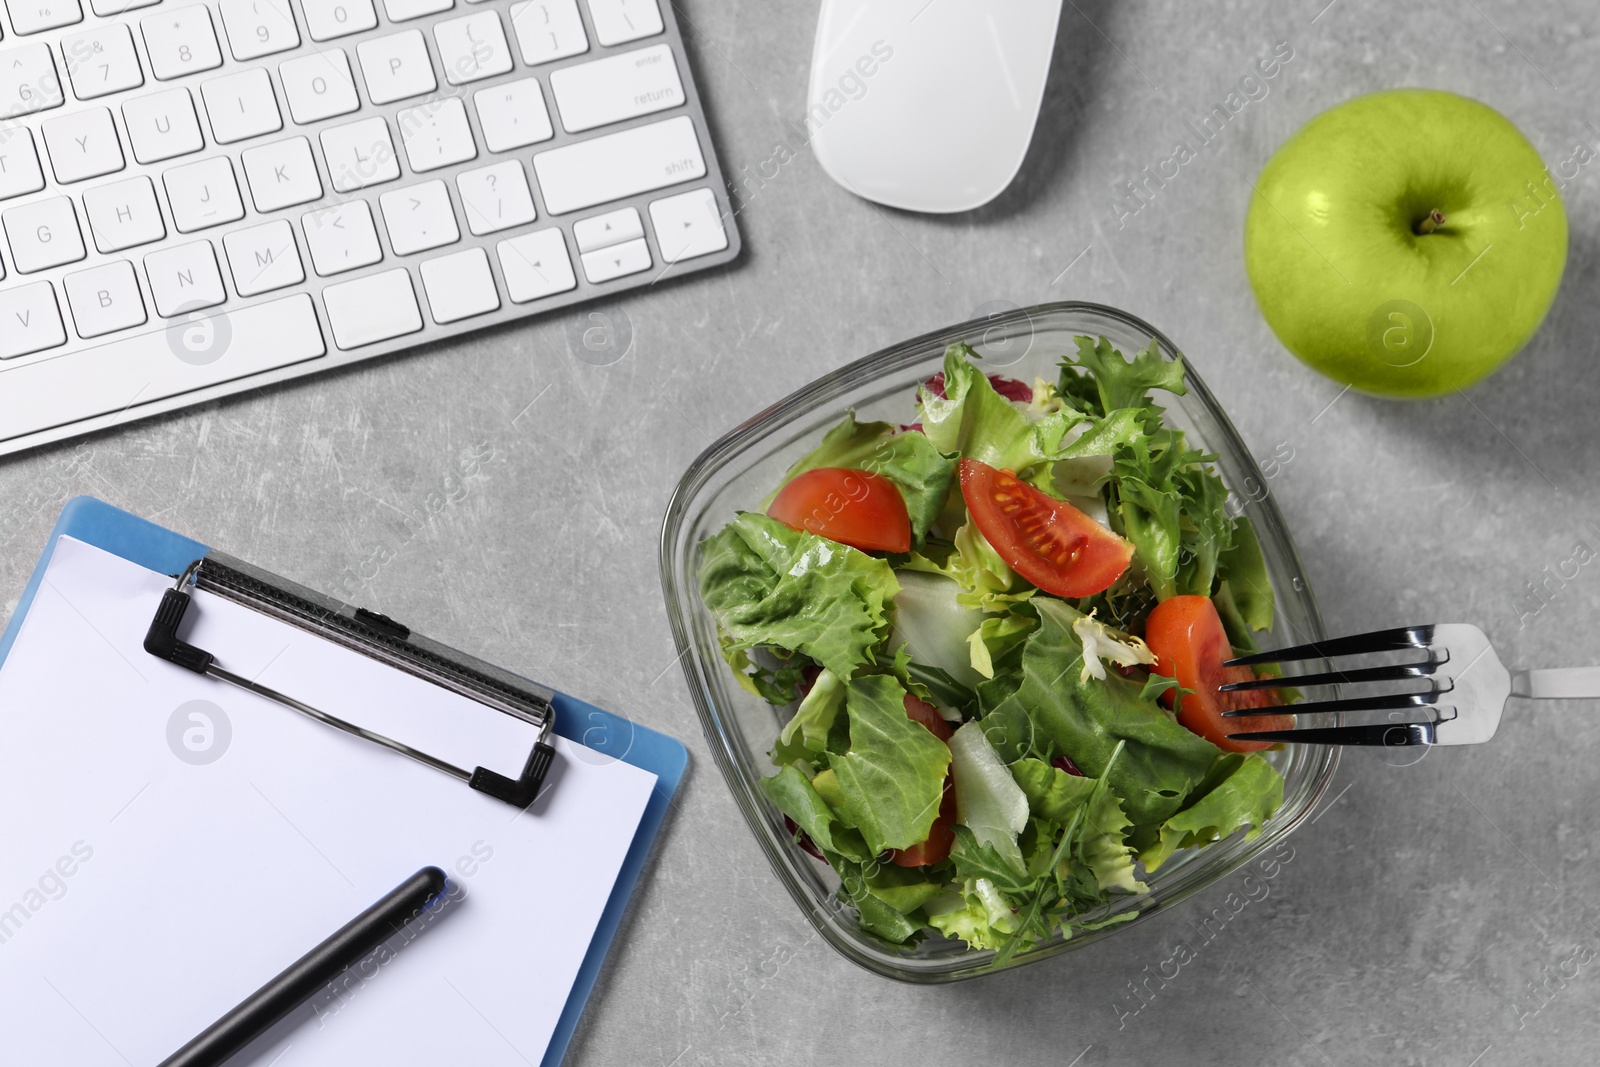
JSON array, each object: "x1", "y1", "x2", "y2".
[{"x1": 142, "y1": 553, "x2": 557, "y2": 809}]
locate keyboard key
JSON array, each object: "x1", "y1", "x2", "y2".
[
  {"x1": 4, "y1": 195, "x2": 86, "y2": 272},
  {"x1": 123, "y1": 87, "x2": 204, "y2": 163},
  {"x1": 144, "y1": 239, "x2": 226, "y2": 316},
  {"x1": 357, "y1": 30, "x2": 436, "y2": 104},
  {"x1": 0, "y1": 281, "x2": 67, "y2": 358},
  {"x1": 302, "y1": 199, "x2": 382, "y2": 275},
  {"x1": 0, "y1": 293, "x2": 324, "y2": 442},
  {"x1": 142, "y1": 6, "x2": 224, "y2": 81},
  {"x1": 456, "y1": 160, "x2": 534, "y2": 235},
  {"x1": 90, "y1": 0, "x2": 160, "y2": 15},
  {"x1": 320, "y1": 116, "x2": 399, "y2": 192},
  {"x1": 83, "y1": 175, "x2": 166, "y2": 252},
  {"x1": 41, "y1": 106, "x2": 124, "y2": 183},
  {"x1": 397, "y1": 96, "x2": 475, "y2": 173},
  {"x1": 496, "y1": 227, "x2": 573, "y2": 303},
  {"x1": 572, "y1": 206, "x2": 640, "y2": 253},
  {"x1": 321, "y1": 266, "x2": 422, "y2": 349},
  {"x1": 0, "y1": 128, "x2": 46, "y2": 201},
  {"x1": 219, "y1": 0, "x2": 300, "y2": 61},
  {"x1": 550, "y1": 43, "x2": 682, "y2": 134},
  {"x1": 585, "y1": 0, "x2": 661, "y2": 46},
  {"x1": 383, "y1": 0, "x2": 449, "y2": 20},
  {"x1": 224, "y1": 218, "x2": 304, "y2": 295},
  {"x1": 8, "y1": 0, "x2": 82, "y2": 36},
  {"x1": 649, "y1": 187, "x2": 727, "y2": 262},
  {"x1": 63, "y1": 259, "x2": 145, "y2": 337},
  {"x1": 434, "y1": 11, "x2": 512, "y2": 85},
  {"x1": 508, "y1": 0, "x2": 587, "y2": 65},
  {"x1": 379, "y1": 179, "x2": 458, "y2": 254},
  {"x1": 474, "y1": 76, "x2": 552, "y2": 153},
  {"x1": 0, "y1": 43, "x2": 64, "y2": 119},
  {"x1": 532, "y1": 113, "x2": 704, "y2": 215},
  {"x1": 420, "y1": 246, "x2": 497, "y2": 324},
  {"x1": 580, "y1": 236, "x2": 649, "y2": 283},
  {"x1": 202, "y1": 68, "x2": 283, "y2": 144},
  {"x1": 240, "y1": 136, "x2": 322, "y2": 211},
  {"x1": 279, "y1": 49, "x2": 360, "y2": 124},
  {"x1": 164, "y1": 156, "x2": 245, "y2": 231},
  {"x1": 301, "y1": 0, "x2": 376, "y2": 41},
  {"x1": 62, "y1": 24, "x2": 144, "y2": 100}
]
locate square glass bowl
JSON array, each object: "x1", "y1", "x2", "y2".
[{"x1": 659, "y1": 302, "x2": 1340, "y2": 982}]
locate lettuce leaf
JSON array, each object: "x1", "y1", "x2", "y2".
[
  {"x1": 1217, "y1": 516, "x2": 1274, "y2": 631},
  {"x1": 978, "y1": 598, "x2": 1222, "y2": 829},
  {"x1": 1059, "y1": 335, "x2": 1187, "y2": 416},
  {"x1": 1141, "y1": 753, "x2": 1284, "y2": 872},
  {"x1": 771, "y1": 668, "x2": 847, "y2": 765},
  {"x1": 758, "y1": 762, "x2": 870, "y2": 861},
  {"x1": 832, "y1": 675, "x2": 952, "y2": 853},
  {"x1": 698, "y1": 512, "x2": 899, "y2": 679},
  {"x1": 766, "y1": 412, "x2": 957, "y2": 544}
]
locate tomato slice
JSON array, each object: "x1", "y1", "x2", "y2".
[
  {"x1": 958, "y1": 458, "x2": 1133, "y2": 598},
  {"x1": 889, "y1": 694, "x2": 956, "y2": 866},
  {"x1": 902, "y1": 693, "x2": 953, "y2": 742},
  {"x1": 1143, "y1": 595, "x2": 1293, "y2": 753},
  {"x1": 768, "y1": 467, "x2": 911, "y2": 554}
]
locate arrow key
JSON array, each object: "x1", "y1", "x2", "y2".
[
  {"x1": 573, "y1": 206, "x2": 642, "y2": 253},
  {"x1": 580, "y1": 236, "x2": 650, "y2": 284}
]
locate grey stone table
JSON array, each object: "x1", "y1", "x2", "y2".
[{"x1": 4, "y1": 1, "x2": 1597, "y2": 1064}]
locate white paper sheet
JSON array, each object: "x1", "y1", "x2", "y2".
[{"x1": 0, "y1": 537, "x2": 657, "y2": 1065}]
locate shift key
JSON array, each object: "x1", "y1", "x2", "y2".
[{"x1": 532, "y1": 114, "x2": 704, "y2": 215}]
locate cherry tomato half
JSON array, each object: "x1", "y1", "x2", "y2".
[
  {"x1": 1143, "y1": 595, "x2": 1293, "y2": 753},
  {"x1": 768, "y1": 467, "x2": 911, "y2": 554},
  {"x1": 958, "y1": 458, "x2": 1133, "y2": 598}
]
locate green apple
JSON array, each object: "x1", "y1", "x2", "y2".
[{"x1": 1244, "y1": 89, "x2": 1567, "y2": 397}]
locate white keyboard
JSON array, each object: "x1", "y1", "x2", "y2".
[{"x1": 0, "y1": 0, "x2": 738, "y2": 454}]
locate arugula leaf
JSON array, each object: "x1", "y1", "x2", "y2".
[
  {"x1": 902, "y1": 661, "x2": 979, "y2": 720},
  {"x1": 1138, "y1": 673, "x2": 1194, "y2": 703},
  {"x1": 1059, "y1": 336, "x2": 1187, "y2": 415},
  {"x1": 1141, "y1": 753, "x2": 1284, "y2": 871},
  {"x1": 698, "y1": 512, "x2": 899, "y2": 679},
  {"x1": 758, "y1": 763, "x2": 869, "y2": 861},
  {"x1": 979, "y1": 598, "x2": 1222, "y2": 829},
  {"x1": 766, "y1": 412, "x2": 957, "y2": 544},
  {"x1": 949, "y1": 825, "x2": 1032, "y2": 891},
  {"x1": 832, "y1": 675, "x2": 953, "y2": 853}
]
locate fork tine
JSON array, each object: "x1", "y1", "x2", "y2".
[
  {"x1": 1221, "y1": 689, "x2": 1443, "y2": 717},
  {"x1": 1224, "y1": 625, "x2": 1434, "y2": 667},
  {"x1": 1228, "y1": 722, "x2": 1436, "y2": 746},
  {"x1": 1218, "y1": 657, "x2": 1443, "y2": 693}
]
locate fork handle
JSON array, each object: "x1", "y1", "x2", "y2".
[{"x1": 1511, "y1": 667, "x2": 1600, "y2": 699}]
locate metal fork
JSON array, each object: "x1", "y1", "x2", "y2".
[{"x1": 1217, "y1": 624, "x2": 1600, "y2": 747}]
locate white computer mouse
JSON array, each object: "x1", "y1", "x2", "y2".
[{"x1": 806, "y1": 0, "x2": 1063, "y2": 214}]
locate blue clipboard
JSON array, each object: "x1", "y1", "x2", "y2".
[{"x1": 0, "y1": 496, "x2": 687, "y2": 1067}]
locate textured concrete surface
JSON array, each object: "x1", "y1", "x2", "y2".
[{"x1": 4, "y1": 1, "x2": 1599, "y2": 1064}]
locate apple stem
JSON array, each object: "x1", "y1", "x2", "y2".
[{"x1": 1414, "y1": 209, "x2": 1446, "y2": 235}]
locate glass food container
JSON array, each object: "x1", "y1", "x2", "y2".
[{"x1": 660, "y1": 302, "x2": 1340, "y2": 982}]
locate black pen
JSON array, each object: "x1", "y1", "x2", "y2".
[{"x1": 159, "y1": 866, "x2": 448, "y2": 1067}]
